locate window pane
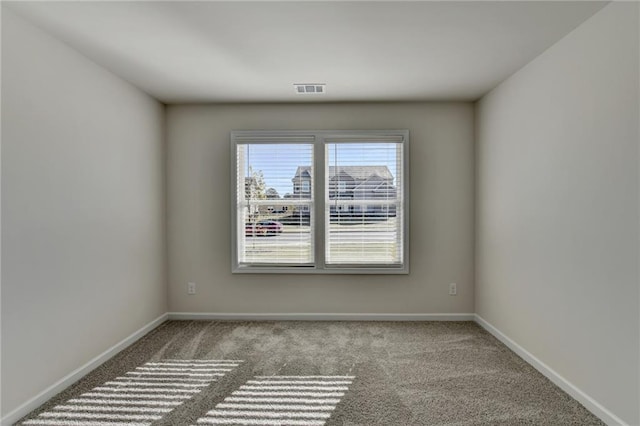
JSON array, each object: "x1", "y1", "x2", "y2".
[
  {"x1": 325, "y1": 142, "x2": 403, "y2": 265},
  {"x1": 237, "y1": 143, "x2": 314, "y2": 265}
]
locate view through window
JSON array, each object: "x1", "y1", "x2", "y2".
[
  {"x1": 325, "y1": 142, "x2": 403, "y2": 265},
  {"x1": 236, "y1": 142, "x2": 315, "y2": 265},
  {"x1": 233, "y1": 131, "x2": 408, "y2": 273}
]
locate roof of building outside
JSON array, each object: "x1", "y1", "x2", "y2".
[{"x1": 293, "y1": 166, "x2": 393, "y2": 180}]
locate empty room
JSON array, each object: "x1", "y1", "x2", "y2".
[{"x1": 1, "y1": 1, "x2": 638, "y2": 425}]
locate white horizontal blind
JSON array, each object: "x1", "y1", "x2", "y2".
[
  {"x1": 325, "y1": 141, "x2": 404, "y2": 265},
  {"x1": 236, "y1": 143, "x2": 314, "y2": 265}
]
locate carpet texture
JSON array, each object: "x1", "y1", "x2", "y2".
[{"x1": 17, "y1": 321, "x2": 603, "y2": 425}]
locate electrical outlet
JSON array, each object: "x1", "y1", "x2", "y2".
[
  {"x1": 449, "y1": 283, "x2": 457, "y2": 296},
  {"x1": 187, "y1": 282, "x2": 196, "y2": 295}
]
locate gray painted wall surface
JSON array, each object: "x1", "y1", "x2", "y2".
[
  {"x1": 1, "y1": 9, "x2": 167, "y2": 415},
  {"x1": 166, "y1": 103, "x2": 474, "y2": 314},
  {"x1": 475, "y1": 3, "x2": 639, "y2": 424}
]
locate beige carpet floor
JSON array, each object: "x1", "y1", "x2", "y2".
[{"x1": 17, "y1": 320, "x2": 603, "y2": 425}]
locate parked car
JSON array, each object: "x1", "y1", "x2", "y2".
[
  {"x1": 245, "y1": 220, "x2": 284, "y2": 236},
  {"x1": 258, "y1": 220, "x2": 283, "y2": 235}
]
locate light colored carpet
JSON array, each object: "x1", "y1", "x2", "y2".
[{"x1": 17, "y1": 321, "x2": 603, "y2": 425}]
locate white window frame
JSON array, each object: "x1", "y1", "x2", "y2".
[{"x1": 231, "y1": 130, "x2": 409, "y2": 274}]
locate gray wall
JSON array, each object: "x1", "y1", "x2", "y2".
[
  {"x1": 475, "y1": 3, "x2": 639, "y2": 424},
  {"x1": 1, "y1": 9, "x2": 167, "y2": 415},
  {"x1": 167, "y1": 103, "x2": 474, "y2": 314}
]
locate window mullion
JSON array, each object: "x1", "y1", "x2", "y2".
[{"x1": 314, "y1": 137, "x2": 326, "y2": 269}]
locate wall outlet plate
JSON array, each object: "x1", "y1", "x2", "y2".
[
  {"x1": 449, "y1": 283, "x2": 457, "y2": 295},
  {"x1": 188, "y1": 282, "x2": 196, "y2": 295}
]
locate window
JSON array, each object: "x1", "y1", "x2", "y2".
[
  {"x1": 232, "y1": 130, "x2": 408, "y2": 274},
  {"x1": 234, "y1": 139, "x2": 314, "y2": 266},
  {"x1": 325, "y1": 141, "x2": 404, "y2": 266}
]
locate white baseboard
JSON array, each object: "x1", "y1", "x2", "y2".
[
  {"x1": 168, "y1": 312, "x2": 475, "y2": 321},
  {"x1": 1, "y1": 313, "x2": 168, "y2": 426},
  {"x1": 474, "y1": 314, "x2": 627, "y2": 426}
]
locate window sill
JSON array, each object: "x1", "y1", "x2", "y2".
[{"x1": 232, "y1": 265, "x2": 409, "y2": 275}]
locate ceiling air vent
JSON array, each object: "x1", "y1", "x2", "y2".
[{"x1": 294, "y1": 83, "x2": 326, "y2": 94}]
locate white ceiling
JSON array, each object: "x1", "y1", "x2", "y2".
[{"x1": 5, "y1": 1, "x2": 606, "y2": 103}]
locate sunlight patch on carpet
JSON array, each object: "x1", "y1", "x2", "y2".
[
  {"x1": 194, "y1": 375, "x2": 355, "y2": 426},
  {"x1": 22, "y1": 359, "x2": 243, "y2": 426}
]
